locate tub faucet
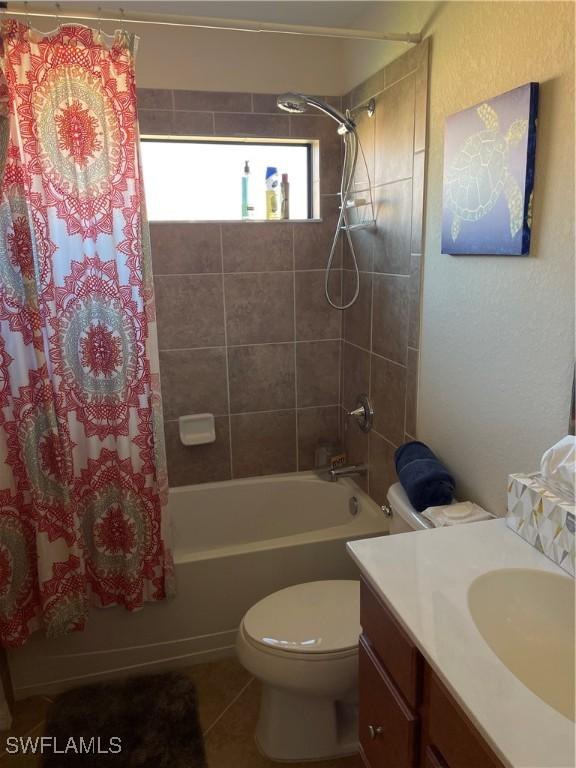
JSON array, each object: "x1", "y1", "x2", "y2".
[{"x1": 318, "y1": 464, "x2": 368, "y2": 483}]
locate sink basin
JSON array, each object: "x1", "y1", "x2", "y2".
[{"x1": 468, "y1": 568, "x2": 575, "y2": 721}]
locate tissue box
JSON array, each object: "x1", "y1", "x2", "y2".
[{"x1": 506, "y1": 473, "x2": 575, "y2": 576}]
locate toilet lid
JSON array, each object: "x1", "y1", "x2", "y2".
[{"x1": 243, "y1": 580, "x2": 360, "y2": 654}]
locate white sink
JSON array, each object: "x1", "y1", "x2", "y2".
[{"x1": 468, "y1": 568, "x2": 575, "y2": 721}]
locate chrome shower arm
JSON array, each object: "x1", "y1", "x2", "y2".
[
  {"x1": 277, "y1": 92, "x2": 356, "y2": 133},
  {"x1": 301, "y1": 95, "x2": 356, "y2": 133}
]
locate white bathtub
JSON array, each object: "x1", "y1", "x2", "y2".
[{"x1": 8, "y1": 472, "x2": 388, "y2": 698}]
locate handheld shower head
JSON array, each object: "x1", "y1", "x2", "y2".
[
  {"x1": 277, "y1": 92, "x2": 375, "y2": 311},
  {"x1": 277, "y1": 92, "x2": 355, "y2": 134}
]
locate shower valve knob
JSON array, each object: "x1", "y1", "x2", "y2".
[{"x1": 347, "y1": 394, "x2": 374, "y2": 433}]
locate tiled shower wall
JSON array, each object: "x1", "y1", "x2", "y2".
[
  {"x1": 137, "y1": 89, "x2": 344, "y2": 485},
  {"x1": 340, "y1": 40, "x2": 429, "y2": 506},
  {"x1": 139, "y1": 39, "x2": 428, "y2": 493}
]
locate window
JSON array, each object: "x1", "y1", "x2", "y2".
[{"x1": 140, "y1": 138, "x2": 313, "y2": 222}]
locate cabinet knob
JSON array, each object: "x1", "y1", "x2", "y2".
[{"x1": 368, "y1": 724, "x2": 384, "y2": 740}]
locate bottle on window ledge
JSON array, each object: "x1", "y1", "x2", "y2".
[
  {"x1": 281, "y1": 173, "x2": 290, "y2": 219},
  {"x1": 241, "y1": 160, "x2": 255, "y2": 220},
  {"x1": 265, "y1": 166, "x2": 281, "y2": 220}
]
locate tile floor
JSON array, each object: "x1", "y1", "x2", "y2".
[{"x1": 0, "y1": 658, "x2": 364, "y2": 767}]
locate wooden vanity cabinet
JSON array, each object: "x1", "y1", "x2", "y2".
[{"x1": 358, "y1": 577, "x2": 505, "y2": 768}]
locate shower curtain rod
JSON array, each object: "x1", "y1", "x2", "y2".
[{"x1": 2, "y1": 7, "x2": 421, "y2": 44}]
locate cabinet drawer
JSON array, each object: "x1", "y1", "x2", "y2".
[
  {"x1": 359, "y1": 636, "x2": 418, "y2": 768},
  {"x1": 424, "y1": 668, "x2": 504, "y2": 768},
  {"x1": 360, "y1": 577, "x2": 422, "y2": 708}
]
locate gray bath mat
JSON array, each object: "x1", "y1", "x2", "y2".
[{"x1": 42, "y1": 672, "x2": 207, "y2": 767}]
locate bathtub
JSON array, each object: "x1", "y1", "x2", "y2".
[{"x1": 8, "y1": 472, "x2": 388, "y2": 698}]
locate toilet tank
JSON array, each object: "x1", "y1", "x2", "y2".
[{"x1": 386, "y1": 483, "x2": 432, "y2": 534}]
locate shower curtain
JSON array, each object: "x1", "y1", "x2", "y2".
[{"x1": 0, "y1": 20, "x2": 172, "y2": 655}]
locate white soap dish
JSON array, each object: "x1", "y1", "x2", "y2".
[{"x1": 178, "y1": 413, "x2": 215, "y2": 446}]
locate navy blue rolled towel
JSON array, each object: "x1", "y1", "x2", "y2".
[{"x1": 394, "y1": 441, "x2": 455, "y2": 512}]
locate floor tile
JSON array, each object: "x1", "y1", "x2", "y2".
[
  {"x1": 181, "y1": 658, "x2": 252, "y2": 734},
  {"x1": 0, "y1": 697, "x2": 49, "y2": 755},
  {"x1": 205, "y1": 678, "x2": 363, "y2": 768},
  {"x1": 0, "y1": 720, "x2": 44, "y2": 767},
  {"x1": 1, "y1": 659, "x2": 363, "y2": 768}
]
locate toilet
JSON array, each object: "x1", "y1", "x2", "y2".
[{"x1": 236, "y1": 483, "x2": 432, "y2": 761}]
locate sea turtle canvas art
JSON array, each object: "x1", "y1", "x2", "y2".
[{"x1": 442, "y1": 82, "x2": 539, "y2": 255}]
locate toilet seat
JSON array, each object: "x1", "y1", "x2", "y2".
[
  {"x1": 240, "y1": 624, "x2": 358, "y2": 662},
  {"x1": 242, "y1": 580, "x2": 360, "y2": 657}
]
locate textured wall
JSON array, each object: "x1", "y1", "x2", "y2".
[
  {"x1": 138, "y1": 89, "x2": 343, "y2": 485},
  {"x1": 27, "y1": 15, "x2": 348, "y2": 96},
  {"x1": 339, "y1": 41, "x2": 429, "y2": 506},
  {"x1": 418, "y1": 2, "x2": 575, "y2": 514}
]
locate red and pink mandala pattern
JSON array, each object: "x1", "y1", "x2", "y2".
[
  {"x1": 49, "y1": 256, "x2": 146, "y2": 439},
  {"x1": 0, "y1": 21, "x2": 170, "y2": 647},
  {"x1": 76, "y1": 450, "x2": 167, "y2": 609}
]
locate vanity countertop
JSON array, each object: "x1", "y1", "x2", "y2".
[{"x1": 347, "y1": 519, "x2": 575, "y2": 768}]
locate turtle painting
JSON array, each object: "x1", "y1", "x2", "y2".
[{"x1": 441, "y1": 83, "x2": 539, "y2": 255}]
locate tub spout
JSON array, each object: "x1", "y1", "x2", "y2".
[{"x1": 318, "y1": 464, "x2": 368, "y2": 483}]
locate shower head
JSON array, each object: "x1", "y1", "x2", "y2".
[
  {"x1": 277, "y1": 92, "x2": 356, "y2": 134},
  {"x1": 276, "y1": 93, "x2": 308, "y2": 114}
]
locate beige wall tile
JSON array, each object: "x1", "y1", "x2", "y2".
[
  {"x1": 165, "y1": 418, "x2": 231, "y2": 486},
  {"x1": 353, "y1": 107, "x2": 375, "y2": 187},
  {"x1": 222, "y1": 223, "x2": 293, "y2": 272},
  {"x1": 296, "y1": 341, "x2": 340, "y2": 407},
  {"x1": 151, "y1": 223, "x2": 221, "y2": 275},
  {"x1": 160, "y1": 348, "x2": 228, "y2": 419},
  {"x1": 225, "y1": 273, "x2": 294, "y2": 345},
  {"x1": 350, "y1": 70, "x2": 385, "y2": 109},
  {"x1": 406, "y1": 347, "x2": 419, "y2": 438},
  {"x1": 139, "y1": 109, "x2": 173, "y2": 134},
  {"x1": 341, "y1": 341, "x2": 370, "y2": 411},
  {"x1": 343, "y1": 271, "x2": 372, "y2": 350},
  {"x1": 231, "y1": 411, "x2": 297, "y2": 477},
  {"x1": 371, "y1": 354, "x2": 407, "y2": 446},
  {"x1": 374, "y1": 75, "x2": 415, "y2": 186},
  {"x1": 368, "y1": 432, "x2": 397, "y2": 506},
  {"x1": 137, "y1": 88, "x2": 172, "y2": 110},
  {"x1": 297, "y1": 406, "x2": 340, "y2": 470},
  {"x1": 294, "y1": 196, "x2": 341, "y2": 270},
  {"x1": 228, "y1": 343, "x2": 295, "y2": 413},
  {"x1": 414, "y1": 57, "x2": 429, "y2": 154},
  {"x1": 295, "y1": 270, "x2": 341, "y2": 340},
  {"x1": 408, "y1": 252, "x2": 422, "y2": 349},
  {"x1": 215, "y1": 113, "x2": 289, "y2": 137},
  {"x1": 155, "y1": 274, "x2": 225, "y2": 349},
  {"x1": 373, "y1": 179, "x2": 413, "y2": 275},
  {"x1": 173, "y1": 111, "x2": 214, "y2": 136},
  {"x1": 174, "y1": 90, "x2": 252, "y2": 112},
  {"x1": 342, "y1": 228, "x2": 373, "y2": 273},
  {"x1": 371, "y1": 274, "x2": 409, "y2": 365},
  {"x1": 411, "y1": 152, "x2": 425, "y2": 255}
]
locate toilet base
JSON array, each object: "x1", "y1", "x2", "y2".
[{"x1": 255, "y1": 684, "x2": 358, "y2": 762}]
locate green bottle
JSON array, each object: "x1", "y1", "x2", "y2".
[{"x1": 241, "y1": 160, "x2": 254, "y2": 220}]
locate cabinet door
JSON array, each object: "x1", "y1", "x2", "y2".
[
  {"x1": 360, "y1": 577, "x2": 422, "y2": 709},
  {"x1": 359, "y1": 636, "x2": 418, "y2": 768},
  {"x1": 423, "y1": 746, "x2": 448, "y2": 768},
  {"x1": 422, "y1": 667, "x2": 504, "y2": 768}
]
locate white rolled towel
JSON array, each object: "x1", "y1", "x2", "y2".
[{"x1": 540, "y1": 435, "x2": 576, "y2": 501}]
